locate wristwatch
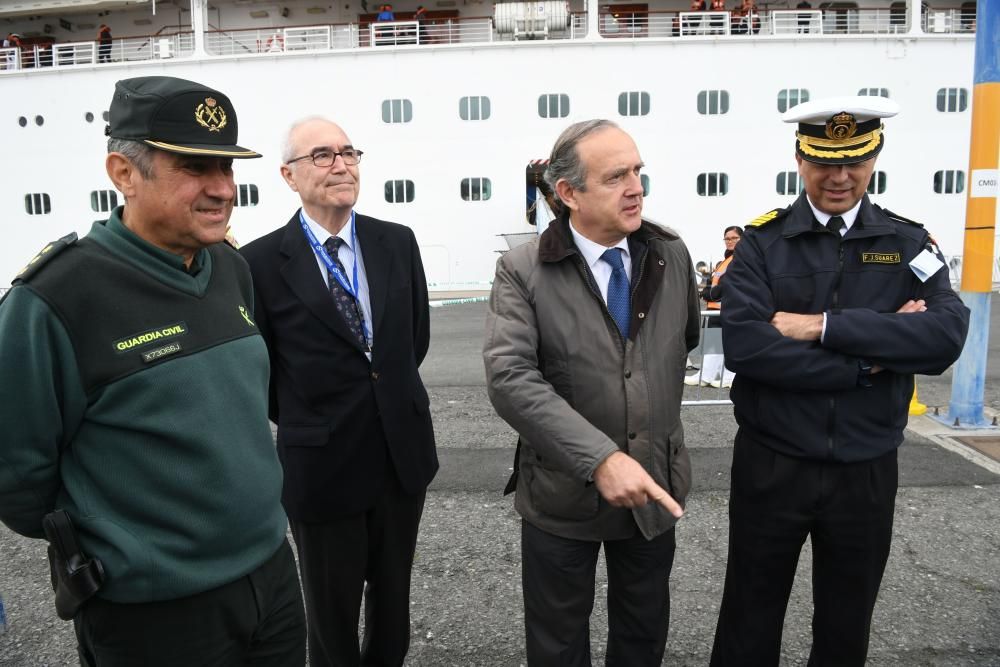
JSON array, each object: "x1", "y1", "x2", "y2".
[{"x1": 857, "y1": 359, "x2": 873, "y2": 388}]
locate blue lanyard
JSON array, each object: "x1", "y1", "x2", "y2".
[
  {"x1": 300, "y1": 210, "x2": 360, "y2": 300},
  {"x1": 300, "y1": 210, "x2": 372, "y2": 344}
]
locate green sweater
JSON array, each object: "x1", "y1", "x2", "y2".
[{"x1": 0, "y1": 209, "x2": 287, "y2": 603}]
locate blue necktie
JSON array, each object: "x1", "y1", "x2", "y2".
[
  {"x1": 324, "y1": 236, "x2": 369, "y2": 351},
  {"x1": 601, "y1": 248, "x2": 630, "y2": 339}
]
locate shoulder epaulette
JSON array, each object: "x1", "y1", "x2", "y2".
[
  {"x1": 746, "y1": 208, "x2": 786, "y2": 228},
  {"x1": 13, "y1": 232, "x2": 78, "y2": 284},
  {"x1": 878, "y1": 206, "x2": 924, "y2": 228},
  {"x1": 223, "y1": 227, "x2": 241, "y2": 250}
]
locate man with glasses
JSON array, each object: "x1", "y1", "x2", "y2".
[{"x1": 241, "y1": 116, "x2": 437, "y2": 667}]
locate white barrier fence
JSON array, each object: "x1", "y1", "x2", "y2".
[{"x1": 683, "y1": 311, "x2": 733, "y2": 406}]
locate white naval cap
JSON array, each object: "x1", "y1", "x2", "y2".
[{"x1": 783, "y1": 95, "x2": 900, "y2": 165}]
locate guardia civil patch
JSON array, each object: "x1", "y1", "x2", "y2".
[
  {"x1": 114, "y1": 322, "x2": 188, "y2": 354},
  {"x1": 862, "y1": 252, "x2": 901, "y2": 264}
]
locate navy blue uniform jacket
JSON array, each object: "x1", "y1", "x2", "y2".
[{"x1": 721, "y1": 194, "x2": 969, "y2": 462}]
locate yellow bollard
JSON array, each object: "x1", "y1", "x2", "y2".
[{"x1": 909, "y1": 381, "x2": 927, "y2": 416}]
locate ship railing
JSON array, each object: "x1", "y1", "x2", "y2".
[
  {"x1": 922, "y1": 8, "x2": 977, "y2": 34},
  {"x1": 52, "y1": 41, "x2": 97, "y2": 66},
  {"x1": 0, "y1": 48, "x2": 19, "y2": 71},
  {"x1": 368, "y1": 19, "x2": 493, "y2": 46}
]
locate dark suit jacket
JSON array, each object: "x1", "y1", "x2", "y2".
[{"x1": 241, "y1": 211, "x2": 437, "y2": 522}]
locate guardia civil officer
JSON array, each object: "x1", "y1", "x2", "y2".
[
  {"x1": 0, "y1": 76, "x2": 305, "y2": 665},
  {"x1": 710, "y1": 96, "x2": 970, "y2": 666}
]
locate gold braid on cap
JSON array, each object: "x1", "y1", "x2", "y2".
[{"x1": 796, "y1": 126, "x2": 882, "y2": 159}]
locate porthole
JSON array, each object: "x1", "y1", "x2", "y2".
[
  {"x1": 18, "y1": 116, "x2": 27, "y2": 127},
  {"x1": 85, "y1": 112, "x2": 95, "y2": 122},
  {"x1": 35, "y1": 115, "x2": 44, "y2": 126}
]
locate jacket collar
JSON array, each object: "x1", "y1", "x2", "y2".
[
  {"x1": 277, "y1": 209, "x2": 389, "y2": 355},
  {"x1": 784, "y1": 193, "x2": 894, "y2": 239},
  {"x1": 538, "y1": 212, "x2": 678, "y2": 263}
]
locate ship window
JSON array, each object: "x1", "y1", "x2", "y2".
[
  {"x1": 25, "y1": 193, "x2": 52, "y2": 215},
  {"x1": 618, "y1": 91, "x2": 650, "y2": 117},
  {"x1": 234, "y1": 184, "x2": 259, "y2": 207},
  {"x1": 936, "y1": 88, "x2": 968, "y2": 113},
  {"x1": 777, "y1": 88, "x2": 809, "y2": 113},
  {"x1": 697, "y1": 90, "x2": 730, "y2": 115},
  {"x1": 641, "y1": 174, "x2": 650, "y2": 197},
  {"x1": 35, "y1": 115, "x2": 44, "y2": 126},
  {"x1": 538, "y1": 94, "x2": 570, "y2": 119},
  {"x1": 90, "y1": 190, "x2": 119, "y2": 212},
  {"x1": 18, "y1": 116, "x2": 27, "y2": 127},
  {"x1": 85, "y1": 112, "x2": 95, "y2": 123},
  {"x1": 461, "y1": 177, "x2": 492, "y2": 201},
  {"x1": 460, "y1": 96, "x2": 491, "y2": 121},
  {"x1": 776, "y1": 171, "x2": 803, "y2": 195},
  {"x1": 385, "y1": 180, "x2": 415, "y2": 203},
  {"x1": 933, "y1": 170, "x2": 965, "y2": 194},
  {"x1": 381, "y1": 99, "x2": 413, "y2": 124},
  {"x1": 697, "y1": 173, "x2": 729, "y2": 197},
  {"x1": 858, "y1": 88, "x2": 890, "y2": 98},
  {"x1": 866, "y1": 171, "x2": 887, "y2": 195}
]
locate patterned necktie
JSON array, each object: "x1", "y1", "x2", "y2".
[
  {"x1": 827, "y1": 215, "x2": 845, "y2": 235},
  {"x1": 323, "y1": 236, "x2": 369, "y2": 351},
  {"x1": 601, "y1": 248, "x2": 631, "y2": 339}
]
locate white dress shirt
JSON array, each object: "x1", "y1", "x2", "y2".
[
  {"x1": 568, "y1": 221, "x2": 632, "y2": 306},
  {"x1": 806, "y1": 195, "x2": 862, "y2": 237},
  {"x1": 302, "y1": 209, "x2": 374, "y2": 357},
  {"x1": 806, "y1": 196, "x2": 862, "y2": 341}
]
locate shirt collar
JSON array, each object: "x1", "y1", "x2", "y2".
[
  {"x1": 568, "y1": 220, "x2": 630, "y2": 270},
  {"x1": 301, "y1": 208, "x2": 356, "y2": 251},
  {"x1": 805, "y1": 195, "x2": 862, "y2": 232}
]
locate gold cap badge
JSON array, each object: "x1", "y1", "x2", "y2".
[
  {"x1": 825, "y1": 111, "x2": 857, "y2": 140},
  {"x1": 195, "y1": 97, "x2": 228, "y2": 133}
]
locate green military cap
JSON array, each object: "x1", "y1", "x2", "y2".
[
  {"x1": 783, "y1": 95, "x2": 900, "y2": 165},
  {"x1": 106, "y1": 76, "x2": 261, "y2": 159}
]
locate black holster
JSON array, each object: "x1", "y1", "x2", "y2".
[{"x1": 41, "y1": 510, "x2": 104, "y2": 620}]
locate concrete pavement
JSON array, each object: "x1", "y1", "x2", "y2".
[{"x1": 1, "y1": 299, "x2": 998, "y2": 665}]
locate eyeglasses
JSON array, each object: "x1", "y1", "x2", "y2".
[
  {"x1": 286, "y1": 148, "x2": 364, "y2": 167},
  {"x1": 724, "y1": 236, "x2": 741, "y2": 242}
]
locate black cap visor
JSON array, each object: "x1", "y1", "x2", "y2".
[{"x1": 143, "y1": 139, "x2": 261, "y2": 159}]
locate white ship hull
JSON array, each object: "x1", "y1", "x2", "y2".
[{"x1": 1, "y1": 1, "x2": 982, "y2": 289}]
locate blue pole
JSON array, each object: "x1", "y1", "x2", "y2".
[{"x1": 944, "y1": 0, "x2": 1000, "y2": 427}]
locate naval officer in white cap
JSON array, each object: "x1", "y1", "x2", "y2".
[{"x1": 709, "y1": 97, "x2": 969, "y2": 666}]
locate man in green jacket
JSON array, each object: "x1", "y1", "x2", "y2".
[
  {"x1": 484, "y1": 119, "x2": 700, "y2": 666},
  {"x1": 0, "y1": 76, "x2": 305, "y2": 666}
]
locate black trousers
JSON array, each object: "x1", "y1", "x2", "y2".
[
  {"x1": 710, "y1": 434, "x2": 898, "y2": 667},
  {"x1": 521, "y1": 519, "x2": 676, "y2": 667},
  {"x1": 74, "y1": 539, "x2": 305, "y2": 666},
  {"x1": 290, "y1": 472, "x2": 426, "y2": 667}
]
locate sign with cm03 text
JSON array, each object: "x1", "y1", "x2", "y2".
[{"x1": 970, "y1": 169, "x2": 999, "y2": 198}]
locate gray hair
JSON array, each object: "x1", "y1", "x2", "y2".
[
  {"x1": 543, "y1": 119, "x2": 620, "y2": 199},
  {"x1": 107, "y1": 137, "x2": 155, "y2": 180},
  {"x1": 281, "y1": 115, "x2": 333, "y2": 164}
]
